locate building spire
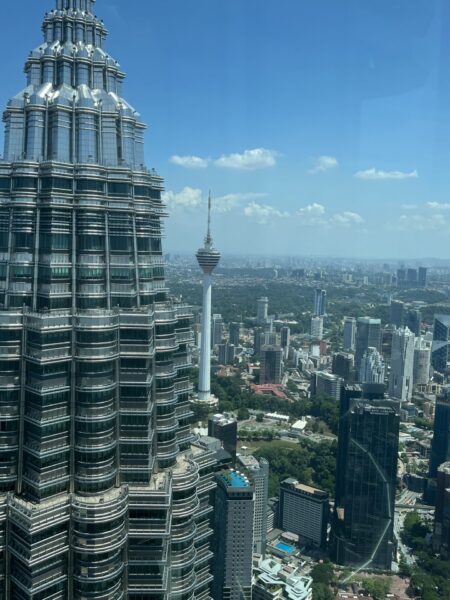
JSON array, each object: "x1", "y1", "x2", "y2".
[{"x1": 205, "y1": 191, "x2": 213, "y2": 249}]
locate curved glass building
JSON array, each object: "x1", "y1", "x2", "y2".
[{"x1": 0, "y1": 1, "x2": 215, "y2": 598}]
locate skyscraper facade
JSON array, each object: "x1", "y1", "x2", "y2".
[
  {"x1": 229, "y1": 321, "x2": 242, "y2": 347},
  {"x1": 343, "y1": 316, "x2": 356, "y2": 352},
  {"x1": 311, "y1": 316, "x2": 324, "y2": 341},
  {"x1": 332, "y1": 352, "x2": 355, "y2": 383},
  {"x1": 279, "y1": 479, "x2": 329, "y2": 549},
  {"x1": 389, "y1": 300, "x2": 404, "y2": 328},
  {"x1": 418, "y1": 267, "x2": 428, "y2": 288},
  {"x1": 434, "y1": 462, "x2": 450, "y2": 558},
  {"x1": 432, "y1": 315, "x2": 450, "y2": 373},
  {"x1": 208, "y1": 413, "x2": 238, "y2": 462},
  {"x1": 313, "y1": 289, "x2": 327, "y2": 317},
  {"x1": 238, "y1": 454, "x2": 270, "y2": 554},
  {"x1": 413, "y1": 337, "x2": 431, "y2": 386},
  {"x1": 332, "y1": 401, "x2": 400, "y2": 570},
  {"x1": 429, "y1": 386, "x2": 450, "y2": 479},
  {"x1": 257, "y1": 297, "x2": 269, "y2": 325},
  {"x1": 211, "y1": 313, "x2": 224, "y2": 349},
  {"x1": 280, "y1": 325, "x2": 290, "y2": 352},
  {"x1": 359, "y1": 347, "x2": 385, "y2": 385},
  {"x1": 0, "y1": 2, "x2": 214, "y2": 598},
  {"x1": 260, "y1": 345, "x2": 283, "y2": 384},
  {"x1": 312, "y1": 371, "x2": 342, "y2": 402},
  {"x1": 355, "y1": 317, "x2": 381, "y2": 375},
  {"x1": 389, "y1": 327, "x2": 415, "y2": 403},
  {"x1": 212, "y1": 470, "x2": 254, "y2": 600},
  {"x1": 405, "y1": 307, "x2": 422, "y2": 337}
]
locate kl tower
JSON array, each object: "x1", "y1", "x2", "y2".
[{"x1": 195, "y1": 193, "x2": 221, "y2": 406}]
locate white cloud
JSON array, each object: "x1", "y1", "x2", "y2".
[
  {"x1": 170, "y1": 155, "x2": 209, "y2": 169},
  {"x1": 213, "y1": 192, "x2": 267, "y2": 213},
  {"x1": 162, "y1": 187, "x2": 203, "y2": 208},
  {"x1": 427, "y1": 202, "x2": 450, "y2": 211},
  {"x1": 309, "y1": 156, "x2": 339, "y2": 174},
  {"x1": 215, "y1": 148, "x2": 278, "y2": 170},
  {"x1": 401, "y1": 203, "x2": 417, "y2": 211},
  {"x1": 297, "y1": 204, "x2": 363, "y2": 228},
  {"x1": 354, "y1": 168, "x2": 418, "y2": 180},
  {"x1": 396, "y1": 213, "x2": 446, "y2": 231},
  {"x1": 330, "y1": 211, "x2": 364, "y2": 226},
  {"x1": 298, "y1": 203, "x2": 326, "y2": 217},
  {"x1": 244, "y1": 202, "x2": 289, "y2": 224}
]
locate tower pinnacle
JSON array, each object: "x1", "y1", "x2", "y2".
[{"x1": 196, "y1": 192, "x2": 221, "y2": 275}]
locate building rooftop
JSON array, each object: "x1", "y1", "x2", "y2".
[
  {"x1": 282, "y1": 478, "x2": 329, "y2": 498},
  {"x1": 238, "y1": 454, "x2": 260, "y2": 469},
  {"x1": 218, "y1": 470, "x2": 250, "y2": 488},
  {"x1": 254, "y1": 556, "x2": 313, "y2": 600}
]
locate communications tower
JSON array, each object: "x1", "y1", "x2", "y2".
[{"x1": 196, "y1": 194, "x2": 221, "y2": 405}]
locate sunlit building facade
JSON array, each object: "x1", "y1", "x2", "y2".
[{"x1": 0, "y1": 1, "x2": 215, "y2": 598}]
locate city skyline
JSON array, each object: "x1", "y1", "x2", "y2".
[{"x1": 2, "y1": 1, "x2": 450, "y2": 258}]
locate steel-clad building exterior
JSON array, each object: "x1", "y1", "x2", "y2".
[{"x1": 0, "y1": 1, "x2": 215, "y2": 598}]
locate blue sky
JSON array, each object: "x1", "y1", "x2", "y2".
[{"x1": 2, "y1": 0, "x2": 450, "y2": 258}]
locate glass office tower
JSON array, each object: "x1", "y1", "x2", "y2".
[
  {"x1": 332, "y1": 399, "x2": 400, "y2": 570},
  {"x1": 0, "y1": 1, "x2": 215, "y2": 599}
]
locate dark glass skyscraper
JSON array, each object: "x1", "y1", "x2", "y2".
[
  {"x1": 432, "y1": 315, "x2": 450, "y2": 374},
  {"x1": 429, "y1": 386, "x2": 450, "y2": 479},
  {"x1": 0, "y1": 1, "x2": 215, "y2": 598},
  {"x1": 332, "y1": 398, "x2": 400, "y2": 570}
]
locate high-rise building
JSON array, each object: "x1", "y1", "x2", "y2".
[
  {"x1": 389, "y1": 327, "x2": 415, "y2": 403},
  {"x1": 432, "y1": 315, "x2": 450, "y2": 373},
  {"x1": 279, "y1": 479, "x2": 329, "y2": 549},
  {"x1": 281, "y1": 326, "x2": 290, "y2": 351},
  {"x1": 311, "y1": 316, "x2": 324, "y2": 341},
  {"x1": 381, "y1": 324, "x2": 396, "y2": 362},
  {"x1": 212, "y1": 470, "x2": 254, "y2": 600},
  {"x1": 332, "y1": 352, "x2": 355, "y2": 383},
  {"x1": 260, "y1": 345, "x2": 283, "y2": 384},
  {"x1": 312, "y1": 371, "x2": 342, "y2": 402},
  {"x1": 332, "y1": 400, "x2": 400, "y2": 570},
  {"x1": 229, "y1": 321, "x2": 242, "y2": 347},
  {"x1": 413, "y1": 337, "x2": 431, "y2": 386},
  {"x1": 343, "y1": 317, "x2": 356, "y2": 352},
  {"x1": 418, "y1": 266, "x2": 428, "y2": 288},
  {"x1": 0, "y1": 2, "x2": 215, "y2": 598},
  {"x1": 359, "y1": 347, "x2": 385, "y2": 384},
  {"x1": 397, "y1": 267, "x2": 407, "y2": 287},
  {"x1": 208, "y1": 413, "x2": 238, "y2": 462},
  {"x1": 434, "y1": 462, "x2": 450, "y2": 558},
  {"x1": 390, "y1": 300, "x2": 405, "y2": 328},
  {"x1": 254, "y1": 326, "x2": 264, "y2": 356},
  {"x1": 355, "y1": 317, "x2": 381, "y2": 374},
  {"x1": 405, "y1": 307, "x2": 422, "y2": 336},
  {"x1": 429, "y1": 387, "x2": 450, "y2": 479},
  {"x1": 211, "y1": 313, "x2": 224, "y2": 349},
  {"x1": 238, "y1": 454, "x2": 270, "y2": 554},
  {"x1": 407, "y1": 268, "x2": 418, "y2": 287},
  {"x1": 257, "y1": 297, "x2": 269, "y2": 325},
  {"x1": 314, "y1": 288, "x2": 327, "y2": 316},
  {"x1": 218, "y1": 341, "x2": 236, "y2": 365}
]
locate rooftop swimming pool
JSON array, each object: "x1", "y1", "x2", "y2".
[{"x1": 275, "y1": 542, "x2": 295, "y2": 554}]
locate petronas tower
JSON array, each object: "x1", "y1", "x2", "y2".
[{"x1": 0, "y1": 1, "x2": 215, "y2": 598}]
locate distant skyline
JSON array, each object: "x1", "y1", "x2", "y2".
[{"x1": 3, "y1": 0, "x2": 450, "y2": 258}]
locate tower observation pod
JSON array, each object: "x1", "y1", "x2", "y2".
[{"x1": 195, "y1": 194, "x2": 221, "y2": 405}]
